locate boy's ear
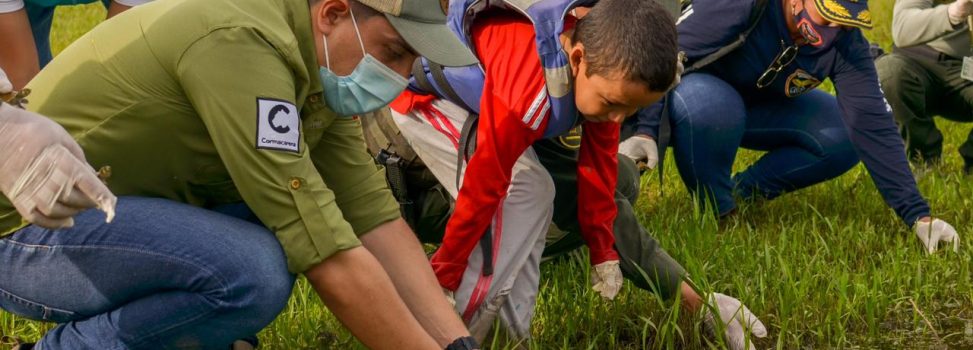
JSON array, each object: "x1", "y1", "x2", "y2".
[{"x1": 568, "y1": 42, "x2": 584, "y2": 77}]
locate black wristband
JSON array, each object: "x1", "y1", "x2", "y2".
[{"x1": 444, "y1": 336, "x2": 479, "y2": 350}]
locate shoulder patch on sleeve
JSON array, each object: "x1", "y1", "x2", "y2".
[{"x1": 256, "y1": 98, "x2": 301, "y2": 153}]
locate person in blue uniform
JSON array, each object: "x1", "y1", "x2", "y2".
[{"x1": 632, "y1": 0, "x2": 961, "y2": 253}]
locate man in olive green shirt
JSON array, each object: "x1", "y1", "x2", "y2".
[
  {"x1": 877, "y1": 0, "x2": 973, "y2": 174},
  {"x1": 0, "y1": 0, "x2": 481, "y2": 348}
]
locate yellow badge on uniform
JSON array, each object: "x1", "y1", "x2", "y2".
[
  {"x1": 784, "y1": 69, "x2": 822, "y2": 97},
  {"x1": 558, "y1": 126, "x2": 583, "y2": 150}
]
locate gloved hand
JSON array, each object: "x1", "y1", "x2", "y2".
[
  {"x1": 914, "y1": 217, "x2": 960, "y2": 254},
  {"x1": 618, "y1": 135, "x2": 659, "y2": 169},
  {"x1": 947, "y1": 0, "x2": 973, "y2": 25},
  {"x1": 703, "y1": 293, "x2": 767, "y2": 350},
  {"x1": 0, "y1": 103, "x2": 116, "y2": 228},
  {"x1": 590, "y1": 260, "x2": 623, "y2": 300}
]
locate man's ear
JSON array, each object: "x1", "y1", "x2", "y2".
[
  {"x1": 568, "y1": 42, "x2": 584, "y2": 77},
  {"x1": 313, "y1": 0, "x2": 351, "y2": 36}
]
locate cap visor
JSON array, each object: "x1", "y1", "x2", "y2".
[
  {"x1": 812, "y1": 0, "x2": 872, "y2": 29},
  {"x1": 386, "y1": 15, "x2": 479, "y2": 67}
]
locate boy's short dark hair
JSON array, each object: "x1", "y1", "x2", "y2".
[{"x1": 573, "y1": 0, "x2": 678, "y2": 92}]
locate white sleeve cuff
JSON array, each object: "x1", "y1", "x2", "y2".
[{"x1": 0, "y1": 0, "x2": 25, "y2": 14}]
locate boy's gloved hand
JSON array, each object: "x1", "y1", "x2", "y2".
[
  {"x1": 590, "y1": 260, "x2": 623, "y2": 300},
  {"x1": 704, "y1": 293, "x2": 767, "y2": 350},
  {"x1": 914, "y1": 217, "x2": 960, "y2": 254},
  {"x1": 618, "y1": 135, "x2": 659, "y2": 169},
  {"x1": 0, "y1": 104, "x2": 117, "y2": 228}
]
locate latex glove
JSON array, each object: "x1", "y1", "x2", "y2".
[
  {"x1": 618, "y1": 135, "x2": 659, "y2": 169},
  {"x1": 703, "y1": 293, "x2": 767, "y2": 350},
  {"x1": 590, "y1": 260, "x2": 623, "y2": 300},
  {"x1": 0, "y1": 104, "x2": 117, "y2": 228},
  {"x1": 0, "y1": 68, "x2": 11, "y2": 94},
  {"x1": 947, "y1": 0, "x2": 973, "y2": 25},
  {"x1": 914, "y1": 218, "x2": 960, "y2": 254}
]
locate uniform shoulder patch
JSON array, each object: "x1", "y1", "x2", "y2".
[
  {"x1": 785, "y1": 69, "x2": 822, "y2": 97},
  {"x1": 256, "y1": 98, "x2": 301, "y2": 153}
]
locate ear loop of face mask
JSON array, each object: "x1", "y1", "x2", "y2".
[{"x1": 322, "y1": 6, "x2": 367, "y2": 71}]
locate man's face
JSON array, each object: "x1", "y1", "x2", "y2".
[
  {"x1": 311, "y1": 0, "x2": 419, "y2": 78},
  {"x1": 568, "y1": 45, "x2": 664, "y2": 123}
]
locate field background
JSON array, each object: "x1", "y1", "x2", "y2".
[{"x1": 2, "y1": 0, "x2": 971, "y2": 348}]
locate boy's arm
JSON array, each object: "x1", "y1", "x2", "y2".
[
  {"x1": 577, "y1": 120, "x2": 621, "y2": 265},
  {"x1": 430, "y1": 13, "x2": 552, "y2": 290}
]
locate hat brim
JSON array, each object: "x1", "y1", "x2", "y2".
[
  {"x1": 812, "y1": 0, "x2": 872, "y2": 29},
  {"x1": 386, "y1": 14, "x2": 479, "y2": 67}
]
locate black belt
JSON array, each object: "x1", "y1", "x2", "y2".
[{"x1": 894, "y1": 44, "x2": 962, "y2": 63}]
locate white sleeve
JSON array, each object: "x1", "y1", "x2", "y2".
[
  {"x1": 112, "y1": 0, "x2": 152, "y2": 7},
  {"x1": 0, "y1": 0, "x2": 25, "y2": 14}
]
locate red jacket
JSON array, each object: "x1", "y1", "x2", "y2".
[{"x1": 391, "y1": 10, "x2": 620, "y2": 291}]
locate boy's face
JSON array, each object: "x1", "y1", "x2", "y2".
[{"x1": 568, "y1": 44, "x2": 664, "y2": 123}]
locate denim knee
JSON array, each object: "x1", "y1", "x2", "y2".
[
  {"x1": 216, "y1": 232, "x2": 294, "y2": 333},
  {"x1": 670, "y1": 73, "x2": 747, "y2": 131}
]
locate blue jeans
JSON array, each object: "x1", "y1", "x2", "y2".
[
  {"x1": 0, "y1": 197, "x2": 294, "y2": 349},
  {"x1": 668, "y1": 73, "x2": 860, "y2": 216},
  {"x1": 25, "y1": 0, "x2": 110, "y2": 67}
]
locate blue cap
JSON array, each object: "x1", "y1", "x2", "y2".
[{"x1": 811, "y1": 0, "x2": 871, "y2": 29}]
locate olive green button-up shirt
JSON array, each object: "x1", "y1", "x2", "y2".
[
  {"x1": 0, "y1": 0, "x2": 401, "y2": 273},
  {"x1": 893, "y1": 0, "x2": 973, "y2": 58}
]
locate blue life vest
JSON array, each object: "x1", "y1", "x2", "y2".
[{"x1": 411, "y1": 0, "x2": 596, "y2": 139}]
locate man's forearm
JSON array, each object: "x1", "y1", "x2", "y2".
[
  {"x1": 360, "y1": 218, "x2": 472, "y2": 347},
  {"x1": 305, "y1": 245, "x2": 440, "y2": 350}
]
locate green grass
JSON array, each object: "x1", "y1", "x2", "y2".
[{"x1": 6, "y1": 0, "x2": 971, "y2": 348}]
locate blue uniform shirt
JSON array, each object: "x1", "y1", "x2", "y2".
[{"x1": 634, "y1": 0, "x2": 930, "y2": 226}]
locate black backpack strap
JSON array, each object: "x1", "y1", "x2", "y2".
[
  {"x1": 428, "y1": 60, "x2": 475, "y2": 112},
  {"x1": 683, "y1": 0, "x2": 770, "y2": 74},
  {"x1": 412, "y1": 59, "x2": 438, "y2": 96}
]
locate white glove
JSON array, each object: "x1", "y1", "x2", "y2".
[
  {"x1": 914, "y1": 218, "x2": 960, "y2": 254},
  {"x1": 704, "y1": 293, "x2": 767, "y2": 350},
  {"x1": 618, "y1": 135, "x2": 659, "y2": 169},
  {"x1": 0, "y1": 68, "x2": 11, "y2": 95},
  {"x1": 590, "y1": 260, "x2": 623, "y2": 300},
  {"x1": 947, "y1": 0, "x2": 973, "y2": 25},
  {"x1": 0, "y1": 104, "x2": 117, "y2": 228}
]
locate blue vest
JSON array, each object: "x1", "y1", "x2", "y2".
[{"x1": 411, "y1": 0, "x2": 596, "y2": 139}]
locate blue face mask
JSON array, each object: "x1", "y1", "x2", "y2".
[{"x1": 319, "y1": 8, "x2": 408, "y2": 117}]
